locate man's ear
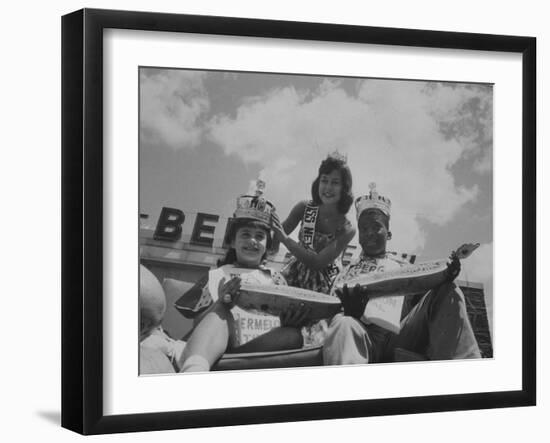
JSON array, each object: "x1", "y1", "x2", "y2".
[{"x1": 387, "y1": 231, "x2": 392, "y2": 240}]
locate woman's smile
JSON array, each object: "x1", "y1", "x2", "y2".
[
  {"x1": 318, "y1": 169, "x2": 343, "y2": 205},
  {"x1": 241, "y1": 243, "x2": 260, "y2": 253},
  {"x1": 232, "y1": 226, "x2": 268, "y2": 266}
]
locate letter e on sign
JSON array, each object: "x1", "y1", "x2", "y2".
[{"x1": 191, "y1": 213, "x2": 219, "y2": 246}]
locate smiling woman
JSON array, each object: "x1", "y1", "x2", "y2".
[
  {"x1": 271, "y1": 152, "x2": 356, "y2": 295},
  {"x1": 269, "y1": 153, "x2": 356, "y2": 345}
]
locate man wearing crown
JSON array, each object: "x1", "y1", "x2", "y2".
[{"x1": 323, "y1": 183, "x2": 481, "y2": 364}]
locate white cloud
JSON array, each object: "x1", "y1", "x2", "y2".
[
  {"x1": 425, "y1": 83, "x2": 493, "y2": 174},
  {"x1": 140, "y1": 69, "x2": 209, "y2": 149},
  {"x1": 473, "y1": 149, "x2": 493, "y2": 173},
  {"x1": 208, "y1": 79, "x2": 489, "y2": 254}
]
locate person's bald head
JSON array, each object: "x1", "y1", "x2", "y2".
[{"x1": 139, "y1": 265, "x2": 166, "y2": 338}]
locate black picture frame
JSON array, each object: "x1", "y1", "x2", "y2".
[{"x1": 61, "y1": 8, "x2": 536, "y2": 435}]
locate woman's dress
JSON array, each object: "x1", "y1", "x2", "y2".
[{"x1": 281, "y1": 201, "x2": 351, "y2": 346}]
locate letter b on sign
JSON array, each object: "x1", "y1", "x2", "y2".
[{"x1": 154, "y1": 207, "x2": 185, "y2": 241}]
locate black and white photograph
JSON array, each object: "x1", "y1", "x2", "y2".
[
  {"x1": 2, "y1": 0, "x2": 545, "y2": 440},
  {"x1": 138, "y1": 68, "x2": 494, "y2": 375}
]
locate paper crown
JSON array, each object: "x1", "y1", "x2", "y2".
[
  {"x1": 327, "y1": 150, "x2": 347, "y2": 164},
  {"x1": 355, "y1": 182, "x2": 391, "y2": 219},
  {"x1": 234, "y1": 179, "x2": 275, "y2": 225}
]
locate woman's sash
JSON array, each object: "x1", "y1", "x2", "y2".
[{"x1": 299, "y1": 202, "x2": 340, "y2": 280}]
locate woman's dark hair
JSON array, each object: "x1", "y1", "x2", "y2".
[
  {"x1": 217, "y1": 218, "x2": 273, "y2": 266},
  {"x1": 311, "y1": 156, "x2": 354, "y2": 214}
]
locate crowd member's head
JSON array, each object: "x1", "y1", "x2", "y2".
[
  {"x1": 139, "y1": 264, "x2": 166, "y2": 340},
  {"x1": 218, "y1": 181, "x2": 274, "y2": 267},
  {"x1": 355, "y1": 183, "x2": 392, "y2": 257},
  {"x1": 311, "y1": 151, "x2": 353, "y2": 214}
]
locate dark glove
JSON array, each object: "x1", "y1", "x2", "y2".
[
  {"x1": 446, "y1": 251, "x2": 461, "y2": 282},
  {"x1": 335, "y1": 284, "x2": 369, "y2": 319}
]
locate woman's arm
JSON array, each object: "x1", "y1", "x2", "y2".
[
  {"x1": 272, "y1": 215, "x2": 356, "y2": 270},
  {"x1": 269, "y1": 201, "x2": 307, "y2": 253}
]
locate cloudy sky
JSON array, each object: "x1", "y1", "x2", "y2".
[{"x1": 139, "y1": 67, "x2": 493, "y2": 323}]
